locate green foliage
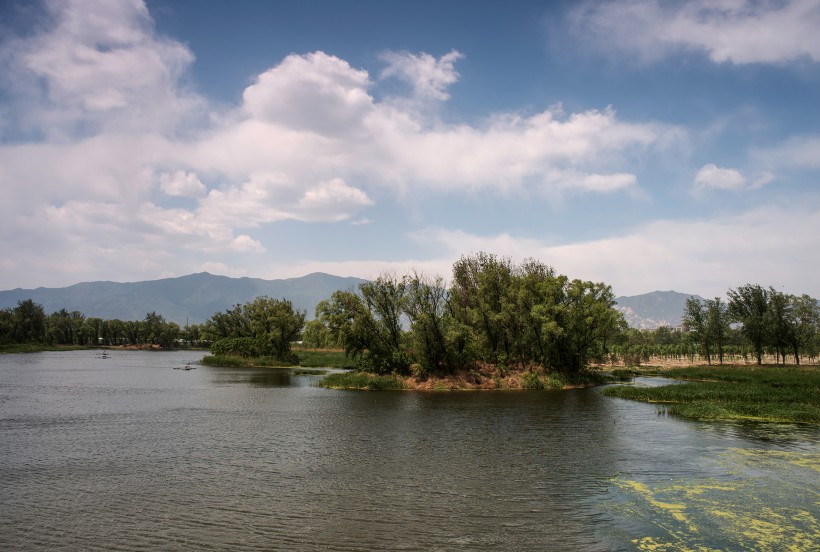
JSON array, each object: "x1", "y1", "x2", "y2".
[
  {"x1": 450, "y1": 253, "x2": 624, "y2": 374},
  {"x1": 200, "y1": 354, "x2": 297, "y2": 368},
  {"x1": 602, "y1": 365, "x2": 820, "y2": 423},
  {"x1": 317, "y1": 253, "x2": 626, "y2": 376},
  {"x1": 294, "y1": 348, "x2": 356, "y2": 369},
  {"x1": 728, "y1": 284, "x2": 770, "y2": 364},
  {"x1": 317, "y1": 275, "x2": 410, "y2": 374},
  {"x1": 521, "y1": 370, "x2": 544, "y2": 390},
  {"x1": 203, "y1": 296, "x2": 305, "y2": 361},
  {"x1": 210, "y1": 336, "x2": 269, "y2": 358},
  {"x1": 319, "y1": 371, "x2": 405, "y2": 390}
]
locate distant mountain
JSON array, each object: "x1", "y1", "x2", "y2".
[
  {"x1": 615, "y1": 290, "x2": 703, "y2": 329},
  {"x1": 0, "y1": 272, "x2": 368, "y2": 325}
]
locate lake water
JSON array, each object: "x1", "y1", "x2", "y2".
[{"x1": 1, "y1": 350, "x2": 817, "y2": 551}]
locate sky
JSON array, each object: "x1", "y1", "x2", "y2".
[{"x1": 1, "y1": 0, "x2": 819, "y2": 298}]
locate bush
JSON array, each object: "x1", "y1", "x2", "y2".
[
  {"x1": 211, "y1": 336, "x2": 269, "y2": 358},
  {"x1": 521, "y1": 370, "x2": 545, "y2": 390}
]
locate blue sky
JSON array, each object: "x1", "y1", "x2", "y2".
[{"x1": 1, "y1": 0, "x2": 819, "y2": 298}]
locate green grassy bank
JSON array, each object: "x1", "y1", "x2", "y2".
[
  {"x1": 200, "y1": 348, "x2": 355, "y2": 370},
  {"x1": 601, "y1": 365, "x2": 820, "y2": 423},
  {"x1": 0, "y1": 343, "x2": 93, "y2": 354}
]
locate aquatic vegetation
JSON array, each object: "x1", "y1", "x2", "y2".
[
  {"x1": 602, "y1": 365, "x2": 820, "y2": 423},
  {"x1": 200, "y1": 349, "x2": 355, "y2": 369},
  {"x1": 607, "y1": 449, "x2": 820, "y2": 551},
  {"x1": 319, "y1": 371, "x2": 405, "y2": 390}
]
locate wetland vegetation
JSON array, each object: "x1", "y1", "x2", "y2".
[{"x1": 602, "y1": 364, "x2": 820, "y2": 423}]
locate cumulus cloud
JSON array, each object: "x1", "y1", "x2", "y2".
[
  {"x1": 242, "y1": 51, "x2": 374, "y2": 134},
  {"x1": 569, "y1": 0, "x2": 820, "y2": 65},
  {"x1": 0, "y1": 0, "x2": 686, "y2": 289},
  {"x1": 4, "y1": 0, "x2": 201, "y2": 137},
  {"x1": 692, "y1": 163, "x2": 775, "y2": 195},
  {"x1": 159, "y1": 171, "x2": 206, "y2": 197},
  {"x1": 380, "y1": 49, "x2": 463, "y2": 101}
]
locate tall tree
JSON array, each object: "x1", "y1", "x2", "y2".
[
  {"x1": 766, "y1": 289, "x2": 791, "y2": 364},
  {"x1": 728, "y1": 284, "x2": 769, "y2": 365},
  {"x1": 244, "y1": 296, "x2": 306, "y2": 360},
  {"x1": 12, "y1": 299, "x2": 47, "y2": 344},
  {"x1": 682, "y1": 297, "x2": 710, "y2": 364},
  {"x1": 784, "y1": 294, "x2": 819, "y2": 365},
  {"x1": 705, "y1": 297, "x2": 730, "y2": 365},
  {"x1": 318, "y1": 278, "x2": 409, "y2": 374}
]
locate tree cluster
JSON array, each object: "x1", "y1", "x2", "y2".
[
  {"x1": 614, "y1": 285, "x2": 819, "y2": 366},
  {"x1": 0, "y1": 299, "x2": 199, "y2": 348},
  {"x1": 726, "y1": 284, "x2": 819, "y2": 365},
  {"x1": 201, "y1": 296, "x2": 305, "y2": 362},
  {"x1": 316, "y1": 253, "x2": 625, "y2": 375}
]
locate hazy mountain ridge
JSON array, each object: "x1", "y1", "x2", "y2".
[
  {"x1": 614, "y1": 290, "x2": 703, "y2": 329},
  {"x1": 2, "y1": 274, "x2": 696, "y2": 330},
  {"x1": 0, "y1": 272, "x2": 367, "y2": 325}
]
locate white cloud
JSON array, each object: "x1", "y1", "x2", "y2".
[
  {"x1": 380, "y1": 49, "x2": 463, "y2": 101},
  {"x1": 253, "y1": 203, "x2": 820, "y2": 299},
  {"x1": 755, "y1": 135, "x2": 820, "y2": 168},
  {"x1": 693, "y1": 163, "x2": 747, "y2": 191},
  {"x1": 242, "y1": 51, "x2": 374, "y2": 134},
  {"x1": 5, "y1": 0, "x2": 201, "y2": 136},
  {"x1": 0, "y1": 1, "x2": 686, "y2": 289},
  {"x1": 159, "y1": 171, "x2": 206, "y2": 197},
  {"x1": 424, "y1": 205, "x2": 820, "y2": 298},
  {"x1": 692, "y1": 163, "x2": 774, "y2": 195},
  {"x1": 570, "y1": 0, "x2": 820, "y2": 65}
]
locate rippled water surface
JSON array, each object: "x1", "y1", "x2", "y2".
[{"x1": 1, "y1": 351, "x2": 817, "y2": 550}]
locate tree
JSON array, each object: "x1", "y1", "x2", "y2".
[
  {"x1": 318, "y1": 276, "x2": 409, "y2": 373},
  {"x1": 244, "y1": 296, "x2": 305, "y2": 361},
  {"x1": 705, "y1": 298, "x2": 729, "y2": 364},
  {"x1": 201, "y1": 304, "x2": 250, "y2": 342},
  {"x1": 450, "y1": 253, "x2": 516, "y2": 365},
  {"x1": 728, "y1": 284, "x2": 769, "y2": 365},
  {"x1": 301, "y1": 319, "x2": 334, "y2": 348},
  {"x1": 548, "y1": 279, "x2": 623, "y2": 373},
  {"x1": 784, "y1": 294, "x2": 819, "y2": 365},
  {"x1": 404, "y1": 271, "x2": 471, "y2": 374},
  {"x1": 12, "y1": 299, "x2": 47, "y2": 344},
  {"x1": 682, "y1": 297, "x2": 710, "y2": 363},
  {"x1": 766, "y1": 289, "x2": 791, "y2": 364}
]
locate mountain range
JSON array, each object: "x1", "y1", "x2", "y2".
[
  {"x1": 614, "y1": 290, "x2": 702, "y2": 329},
  {"x1": 0, "y1": 272, "x2": 367, "y2": 326},
  {"x1": 0, "y1": 273, "x2": 697, "y2": 329}
]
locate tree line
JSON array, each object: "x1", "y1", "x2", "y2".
[
  {"x1": 301, "y1": 253, "x2": 624, "y2": 376},
  {"x1": 0, "y1": 299, "x2": 202, "y2": 348},
  {"x1": 681, "y1": 284, "x2": 819, "y2": 365},
  {"x1": 5, "y1": 257, "x2": 818, "y2": 371}
]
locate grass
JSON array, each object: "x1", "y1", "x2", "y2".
[
  {"x1": 601, "y1": 365, "x2": 820, "y2": 423},
  {"x1": 201, "y1": 348, "x2": 356, "y2": 370},
  {"x1": 293, "y1": 348, "x2": 356, "y2": 369},
  {"x1": 0, "y1": 343, "x2": 93, "y2": 354},
  {"x1": 319, "y1": 371, "x2": 405, "y2": 391}
]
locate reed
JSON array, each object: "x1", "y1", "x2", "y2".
[{"x1": 319, "y1": 372, "x2": 405, "y2": 390}]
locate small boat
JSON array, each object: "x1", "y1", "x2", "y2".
[{"x1": 174, "y1": 362, "x2": 196, "y2": 371}]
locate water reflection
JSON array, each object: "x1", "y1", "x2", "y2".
[{"x1": 207, "y1": 367, "x2": 293, "y2": 387}]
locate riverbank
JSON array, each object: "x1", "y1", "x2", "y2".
[
  {"x1": 319, "y1": 363, "x2": 617, "y2": 391},
  {"x1": 602, "y1": 365, "x2": 820, "y2": 424},
  {"x1": 0, "y1": 343, "x2": 93, "y2": 354},
  {"x1": 200, "y1": 348, "x2": 355, "y2": 370}
]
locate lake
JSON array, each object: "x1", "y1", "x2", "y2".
[{"x1": 1, "y1": 350, "x2": 817, "y2": 550}]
